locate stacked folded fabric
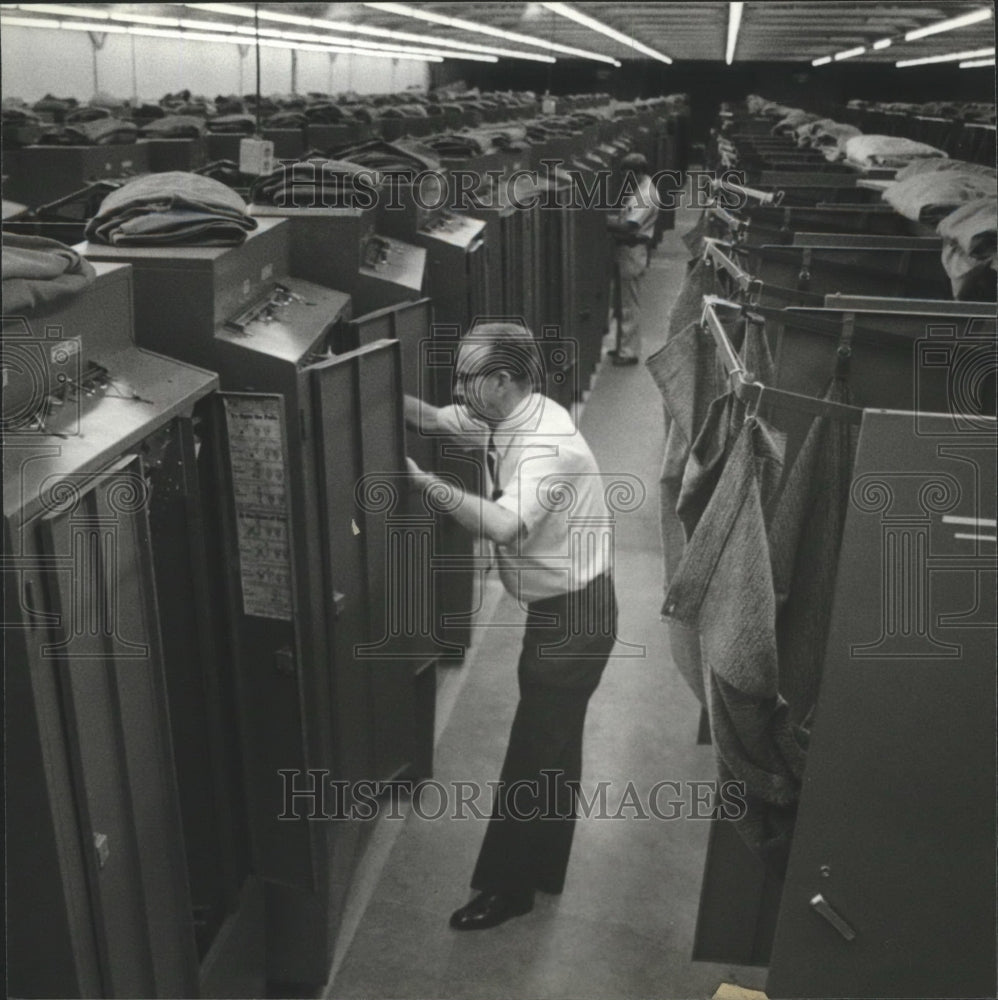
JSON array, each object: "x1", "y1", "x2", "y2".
[
  {"x1": 328, "y1": 139, "x2": 439, "y2": 178},
  {"x1": 160, "y1": 88, "x2": 192, "y2": 105},
  {"x1": 303, "y1": 103, "x2": 347, "y2": 124},
  {"x1": 806, "y1": 122, "x2": 862, "y2": 161},
  {"x1": 249, "y1": 157, "x2": 382, "y2": 208},
  {"x1": 921, "y1": 101, "x2": 961, "y2": 118},
  {"x1": 140, "y1": 115, "x2": 207, "y2": 140},
  {"x1": 132, "y1": 102, "x2": 166, "y2": 124},
  {"x1": 937, "y1": 196, "x2": 998, "y2": 299},
  {"x1": 2, "y1": 105, "x2": 38, "y2": 124},
  {"x1": 214, "y1": 95, "x2": 246, "y2": 116},
  {"x1": 483, "y1": 124, "x2": 529, "y2": 148},
  {"x1": 264, "y1": 110, "x2": 307, "y2": 128},
  {"x1": 392, "y1": 104, "x2": 429, "y2": 118},
  {"x1": 772, "y1": 109, "x2": 820, "y2": 135},
  {"x1": 347, "y1": 105, "x2": 378, "y2": 124},
  {"x1": 895, "y1": 157, "x2": 997, "y2": 181},
  {"x1": 844, "y1": 134, "x2": 947, "y2": 167},
  {"x1": 194, "y1": 159, "x2": 251, "y2": 188},
  {"x1": 489, "y1": 133, "x2": 529, "y2": 151},
  {"x1": 243, "y1": 95, "x2": 279, "y2": 117},
  {"x1": 964, "y1": 104, "x2": 996, "y2": 124},
  {"x1": 206, "y1": 113, "x2": 255, "y2": 134},
  {"x1": 32, "y1": 94, "x2": 78, "y2": 118},
  {"x1": 882, "y1": 169, "x2": 995, "y2": 224},
  {"x1": 84, "y1": 172, "x2": 258, "y2": 246},
  {"x1": 2, "y1": 232, "x2": 97, "y2": 314},
  {"x1": 65, "y1": 106, "x2": 113, "y2": 124},
  {"x1": 1, "y1": 105, "x2": 42, "y2": 147},
  {"x1": 38, "y1": 117, "x2": 139, "y2": 146},
  {"x1": 172, "y1": 100, "x2": 214, "y2": 117},
  {"x1": 422, "y1": 133, "x2": 485, "y2": 157}
]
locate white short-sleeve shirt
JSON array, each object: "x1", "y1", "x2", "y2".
[
  {"x1": 614, "y1": 173, "x2": 659, "y2": 272},
  {"x1": 436, "y1": 393, "x2": 611, "y2": 603}
]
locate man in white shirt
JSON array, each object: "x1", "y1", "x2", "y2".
[
  {"x1": 607, "y1": 152, "x2": 659, "y2": 365},
  {"x1": 405, "y1": 322, "x2": 618, "y2": 930}
]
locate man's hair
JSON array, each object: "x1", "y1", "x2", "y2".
[{"x1": 463, "y1": 321, "x2": 544, "y2": 392}]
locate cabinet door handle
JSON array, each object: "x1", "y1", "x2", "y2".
[
  {"x1": 274, "y1": 647, "x2": 296, "y2": 677},
  {"x1": 810, "y1": 893, "x2": 857, "y2": 941}
]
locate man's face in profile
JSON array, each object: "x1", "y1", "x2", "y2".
[{"x1": 454, "y1": 342, "x2": 505, "y2": 422}]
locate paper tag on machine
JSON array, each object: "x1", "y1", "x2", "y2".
[{"x1": 239, "y1": 138, "x2": 275, "y2": 176}]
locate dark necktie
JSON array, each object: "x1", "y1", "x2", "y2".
[{"x1": 487, "y1": 431, "x2": 503, "y2": 501}]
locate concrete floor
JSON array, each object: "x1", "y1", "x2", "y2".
[{"x1": 324, "y1": 202, "x2": 770, "y2": 1000}]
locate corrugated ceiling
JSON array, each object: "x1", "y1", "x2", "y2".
[
  {"x1": 9, "y1": 2, "x2": 996, "y2": 63},
  {"x1": 348, "y1": 1, "x2": 993, "y2": 62}
]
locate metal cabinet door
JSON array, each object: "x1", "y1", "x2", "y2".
[
  {"x1": 5, "y1": 519, "x2": 104, "y2": 998},
  {"x1": 767, "y1": 411, "x2": 998, "y2": 999},
  {"x1": 467, "y1": 236, "x2": 489, "y2": 325},
  {"x1": 145, "y1": 414, "x2": 242, "y2": 958},
  {"x1": 37, "y1": 454, "x2": 198, "y2": 999},
  {"x1": 215, "y1": 392, "x2": 316, "y2": 891},
  {"x1": 311, "y1": 340, "x2": 419, "y2": 783},
  {"x1": 347, "y1": 297, "x2": 478, "y2": 661}
]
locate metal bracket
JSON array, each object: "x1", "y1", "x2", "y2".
[{"x1": 810, "y1": 893, "x2": 857, "y2": 941}]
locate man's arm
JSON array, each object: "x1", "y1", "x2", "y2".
[
  {"x1": 606, "y1": 217, "x2": 640, "y2": 236},
  {"x1": 404, "y1": 394, "x2": 441, "y2": 433},
  {"x1": 407, "y1": 458, "x2": 523, "y2": 547}
]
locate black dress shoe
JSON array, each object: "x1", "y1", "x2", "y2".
[{"x1": 449, "y1": 891, "x2": 534, "y2": 930}]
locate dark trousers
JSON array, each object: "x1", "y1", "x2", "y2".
[{"x1": 470, "y1": 573, "x2": 618, "y2": 896}]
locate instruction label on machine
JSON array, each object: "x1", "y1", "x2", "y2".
[{"x1": 223, "y1": 394, "x2": 293, "y2": 620}]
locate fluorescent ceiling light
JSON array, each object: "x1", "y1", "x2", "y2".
[
  {"x1": 2, "y1": 6, "x2": 487, "y2": 61},
  {"x1": 896, "y1": 46, "x2": 995, "y2": 67},
  {"x1": 22, "y1": 3, "x2": 107, "y2": 16},
  {"x1": 872, "y1": 38, "x2": 892, "y2": 50},
  {"x1": 834, "y1": 46, "x2": 866, "y2": 61},
  {"x1": 177, "y1": 18, "x2": 257, "y2": 35},
  {"x1": 811, "y1": 55, "x2": 833, "y2": 66},
  {"x1": 108, "y1": 11, "x2": 183, "y2": 26},
  {"x1": 0, "y1": 14, "x2": 60, "y2": 27},
  {"x1": 48, "y1": 19, "x2": 127, "y2": 33},
  {"x1": 362, "y1": 1, "x2": 621, "y2": 65},
  {"x1": 726, "y1": 2, "x2": 743, "y2": 65},
  {"x1": 271, "y1": 26, "x2": 498, "y2": 61},
  {"x1": 0, "y1": 15, "x2": 443, "y2": 60},
  {"x1": 960, "y1": 57, "x2": 996, "y2": 67},
  {"x1": 180, "y1": 2, "x2": 556, "y2": 62},
  {"x1": 905, "y1": 7, "x2": 993, "y2": 41},
  {"x1": 541, "y1": 2, "x2": 671, "y2": 63}
]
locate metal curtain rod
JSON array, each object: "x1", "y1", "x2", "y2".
[
  {"x1": 712, "y1": 176, "x2": 784, "y2": 206},
  {"x1": 823, "y1": 293, "x2": 998, "y2": 317},
  {"x1": 702, "y1": 238, "x2": 753, "y2": 290},
  {"x1": 709, "y1": 204, "x2": 746, "y2": 233},
  {"x1": 701, "y1": 295, "x2": 746, "y2": 375},
  {"x1": 701, "y1": 296, "x2": 865, "y2": 426}
]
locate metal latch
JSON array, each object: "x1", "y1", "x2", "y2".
[
  {"x1": 798, "y1": 247, "x2": 812, "y2": 291},
  {"x1": 810, "y1": 893, "x2": 857, "y2": 941},
  {"x1": 93, "y1": 832, "x2": 110, "y2": 869},
  {"x1": 332, "y1": 591, "x2": 347, "y2": 619},
  {"x1": 275, "y1": 646, "x2": 296, "y2": 677}
]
